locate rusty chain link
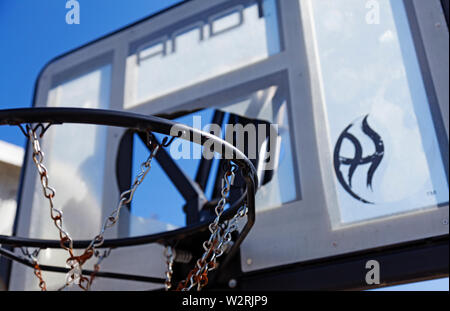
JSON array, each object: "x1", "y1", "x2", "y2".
[
  {"x1": 60, "y1": 138, "x2": 160, "y2": 290},
  {"x1": 87, "y1": 248, "x2": 112, "y2": 290},
  {"x1": 33, "y1": 262, "x2": 47, "y2": 291},
  {"x1": 25, "y1": 124, "x2": 160, "y2": 291},
  {"x1": 25, "y1": 123, "x2": 246, "y2": 291},
  {"x1": 174, "y1": 165, "x2": 248, "y2": 291},
  {"x1": 27, "y1": 126, "x2": 82, "y2": 288},
  {"x1": 20, "y1": 248, "x2": 46, "y2": 291},
  {"x1": 164, "y1": 246, "x2": 175, "y2": 291},
  {"x1": 57, "y1": 248, "x2": 112, "y2": 291}
]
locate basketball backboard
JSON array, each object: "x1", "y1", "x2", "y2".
[{"x1": 4, "y1": 0, "x2": 448, "y2": 290}]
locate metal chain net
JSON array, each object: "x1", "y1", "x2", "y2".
[
  {"x1": 25, "y1": 125, "x2": 159, "y2": 291},
  {"x1": 23, "y1": 124, "x2": 249, "y2": 292},
  {"x1": 173, "y1": 167, "x2": 248, "y2": 291}
]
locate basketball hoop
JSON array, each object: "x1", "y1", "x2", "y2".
[{"x1": 0, "y1": 107, "x2": 257, "y2": 291}]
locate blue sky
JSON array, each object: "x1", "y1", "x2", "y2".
[
  {"x1": 0, "y1": 0, "x2": 183, "y2": 147},
  {"x1": 0, "y1": 0, "x2": 447, "y2": 291}
]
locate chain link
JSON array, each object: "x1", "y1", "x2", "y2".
[
  {"x1": 164, "y1": 246, "x2": 175, "y2": 291},
  {"x1": 26, "y1": 125, "x2": 160, "y2": 291},
  {"x1": 26, "y1": 124, "x2": 246, "y2": 291},
  {"x1": 27, "y1": 126, "x2": 80, "y2": 289},
  {"x1": 33, "y1": 262, "x2": 47, "y2": 291},
  {"x1": 61, "y1": 140, "x2": 160, "y2": 290},
  {"x1": 175, "y1": 166, "x2": 248, "y2": 291},
  {"x1": 87, "y1": 248, "x2": 112, "y2": 290},
  {"x1": 21, "y1": 248, "x2": 46, "y2": 291},
  {"x1": 56, "y1": 248, "x2": 112, "y2": 292},
  {"x1": 87, "y1": 143, "x2": 160, "y2": 252}
]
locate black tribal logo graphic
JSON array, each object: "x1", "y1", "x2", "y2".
[{"x1": 333, "y1": 115, "x2": 384, "y2": 204}]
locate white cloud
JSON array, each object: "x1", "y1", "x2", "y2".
[
  {"x1": 323, "y1": 9, "x2": 344, "y2": 32},
  {"x1": 379, "y1": 30, "x2": 395, "y2": 43}
]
